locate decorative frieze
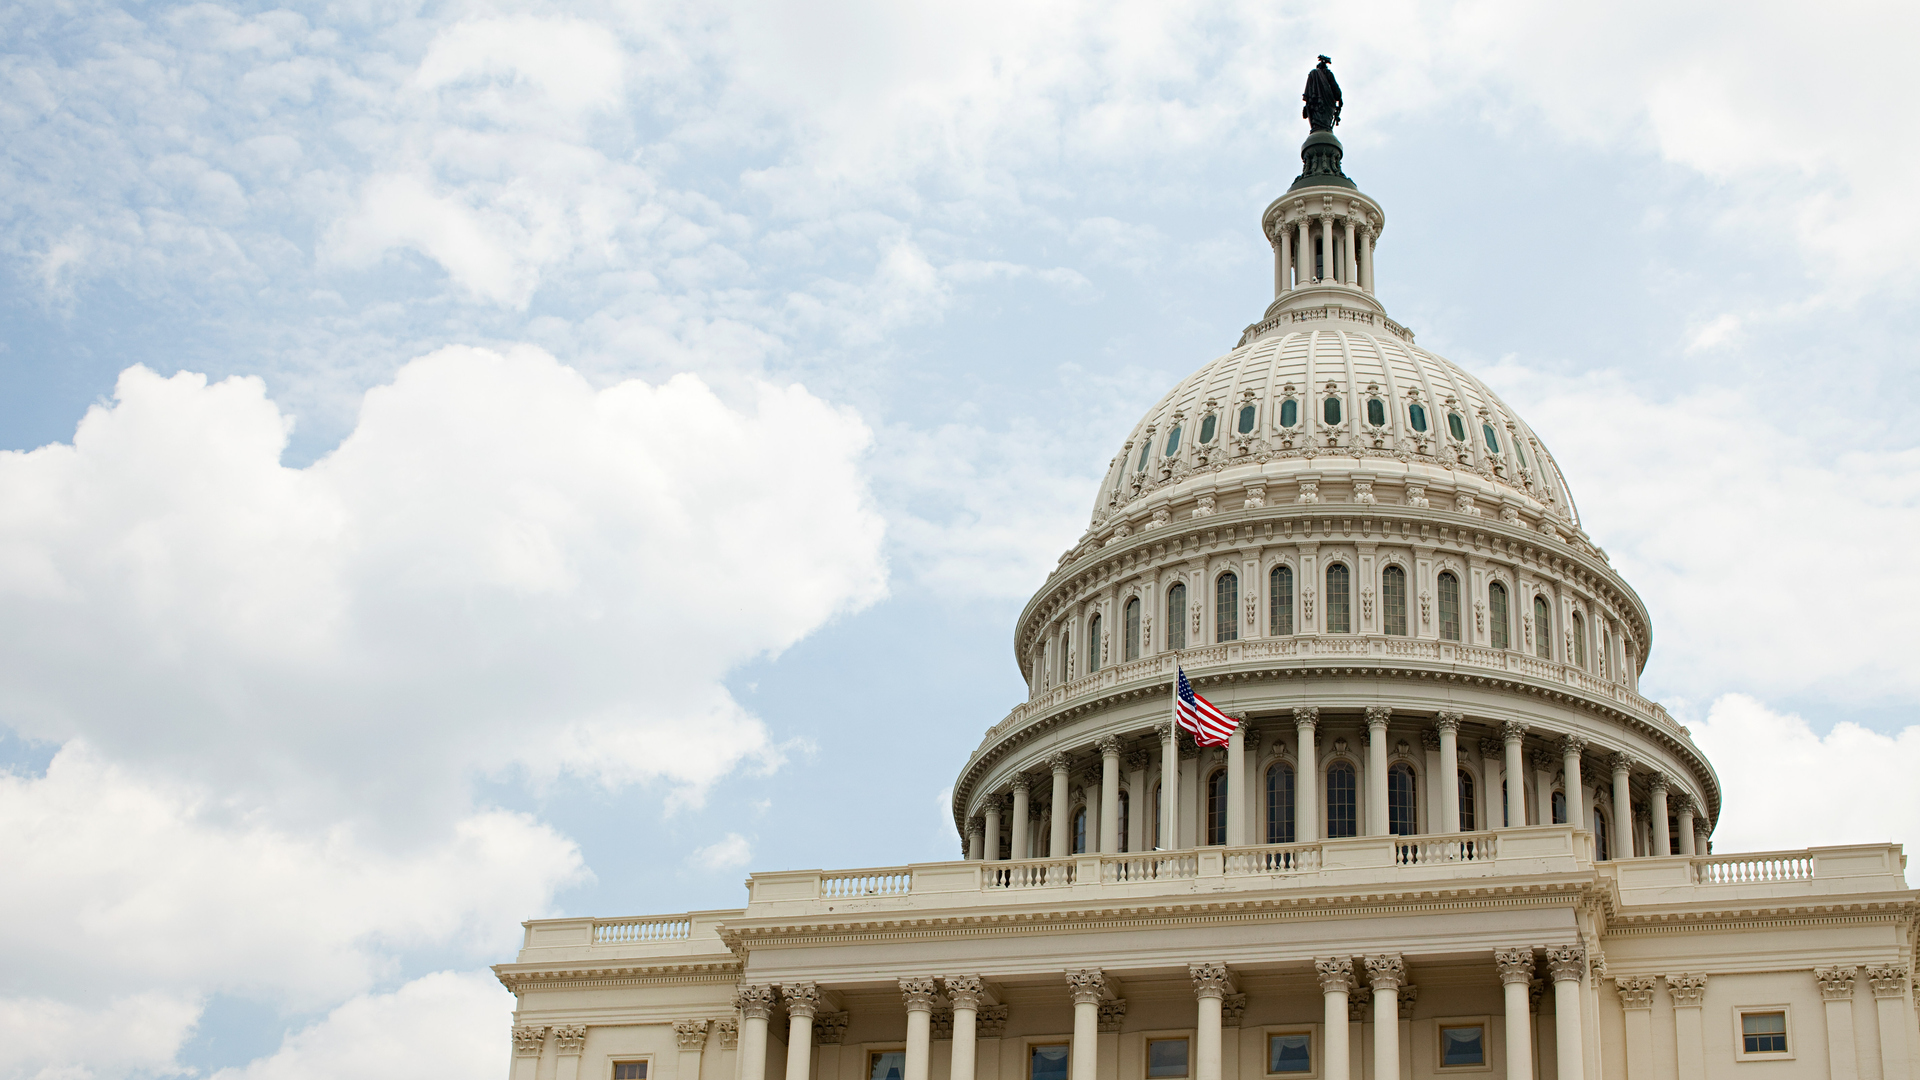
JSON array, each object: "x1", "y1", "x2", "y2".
[
  {"x1": 1814, "y1": 967, "x2": 1857, "y2": 1002},
  {"x1": 554, "y1": 1026, "x2": 587, "y2": 1055},
  {"x1": 1615, "y1": 978, "x2": 1656, "y2": 1010},
  {"x1": 1665, "y1": 973, "x2": 1707, "y2": 1006},
  {"x1": 513, "y1": 1026, "x2": 548, "y2": 1056},
  {"x1": 674, "y1": 1019, "x2": 711, "y2": 1050}
]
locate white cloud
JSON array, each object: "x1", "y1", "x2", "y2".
[
  {"x1": 208, "y1": 970, "x2": 509, "y2": 1080},
  {"x1": 0, "y1": 988, "x2": 201, "y2": 1080},
  {"x1": 689, "y1": 832, "x2": 754, "y2": 871}
]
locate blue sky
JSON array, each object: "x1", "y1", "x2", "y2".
[{"x1": 4, "y1": 1, "x2": 1920, "y2": 1076}]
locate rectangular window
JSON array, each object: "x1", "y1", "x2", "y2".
[
  {"x1": 1742, "y1": 1012, "x2": 1788, "y2": 1054},
  {"x1": 1439, "y1": 1025, "x2": 1485, "y2": 1068},
  {"x1": 615, "y1": 1065, "x2": 649, "y2": 1080},
  {"x1": 1148, "y1": 1038, "x2": 1190, "y2": 1078},
  {"x1": 873, "y1": 1052, "x2": 907, "y2": 1080},
  {"x1": 1268, "y1": 1033, "x2": 1312, "y2": 1074},
  {"x1": 1032, "y1": 1044, "x2": 1070, "y2": 1080}
]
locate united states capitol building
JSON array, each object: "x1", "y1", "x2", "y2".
[{"x1": 496, "y1": 67, "x2": 1919, "y2": 1080}]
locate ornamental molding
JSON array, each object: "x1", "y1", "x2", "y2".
[
  {"x1": 716, "y1": 1018, "x2": 739, "y2": 1048},
  {"x1": 976, "y1": 1005, "x2": 1009, "y2": 1038},
  {"x1": 674, "y1": 1019, "x2": 711, "y2": 1049},
  {"x1": 780, "y1": 982, "x2": 821, "y2": 1018},
  {"x1": 1495, "y1": 948, "x2": 1534, "y2": 986},
  {"x1": 1221, "y1": 993, "x2": 1249, "y2": 1026},
  {"x1": 1190, "y1": 962, "x2": 1233, "y2": 999},
  {"x1": 945, "y1": 975, "x2": 985, "y2": 1012},
  {"x1": 1814, "y1": 966, "x2": 1857, "y2": 1002},
  {"x1": 900, "y1": 977, "x2": 940, "y2": 1012},
  {"x1": 1544, "y1": 945, "x2": 1586, "y2": 984},
  {"x1": 1866, "y1": 965, "x2": 1911, "y2": 998},
  {"x1": 1097, "y1": 998, "x2": 1129, "y2": 1033},
  {"x1": 1614, "y1": 977, "x2": 1656, "y2": 1010},
  {"x1": 513, "y1": 1026, "x2": 548, "y2": 1056},
  {"x1": 1365, "y1": 954, "x2": 1406, "y2": 991},
  {"x1": 735, "y1": 983, "x2": 777, "y2": 1020},
  {"x1": 1067, "y1": 968, "x2": 1109, "y2": 1005},
  {"x1": 1315, "y1": 956, "x2": 1355, "y2": 993},
  {"x1": 1665, "y1": 973, "x2": 1708, "y2": 1006},
  {"x1": 554, "y1": 1026, "x2": 587, "y2": 1055}
]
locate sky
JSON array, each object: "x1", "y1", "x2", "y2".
[{"x1": 3, "y1": 1, "x2": 1919, "y2": 1076}]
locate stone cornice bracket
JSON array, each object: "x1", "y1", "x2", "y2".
[
  {"x1": 1364, "y1": 706, "x2": 1392, "y2": 730},
  {"x1": 674, "y1": 1019, "x2": 711, "y2": 1050},
  {"x1": 944, "y1": 975, "x2": 987, "y2": 1011},
  {"x1": 1365, "y1": 954, "x2": 1406, "y2": 991},
  {"x1": 1190, "y1": 962, "x2": 1233, "y2": 1000},
  {"x1": 1501, "y1": 721, "x2": 1528, "y2": 744},
  {"x1": 1544, "y1": 945, "x2": 1586, "y2": 984},
  {"x1": 1614, "y1": 977, "x2": 1656, "y2": 1010},
  {"x1": 1294, "y1": 707, "x2": 1320, "y2": 731},
  {"x1": 554, "y1": 1025, "x2": 587, "y2": 1055},
  {"x1": 1494, "y1": 947, "x2": 1534, "y2": 986},
  {"x1": 1221, "y1": 993, "x2": 1248, "y2": 1026},
  {"x1": 1433, "y1": 711, "x2": 1463, "y2": 733},
  {"x1": 715, "y1": 1018, "x2": 739, "y2": 1049},
  {"x1": 1609, "y1": 752, "x2": 1634, "y2": 775},
  {"x1": 780, "y1": 982, "x2": 822, "y2": 1019},
  {"x1": 1558, "y1": 734, "x2": 1588, "y2": 757},
  {"x1": 1866, "y1": 965, "x2": 1911, "y2": 998},
  {"x1": 1097, "y1": 998, "x2": 1129, "y2": 1033},
  {"x1": 977, "y1": 1005, "x2": 1010, "y2": 1038},
  {"x1": 1315, "y1": 956, "x2": 1355, "y2": 993},
  {"x1": 1814, "y1": 967, "x2": 1857, "y2": 1001},
  {"x1": 1049, "y1": 753, "x2": 1072, "y2": 775},
  {"x1": 1664, "y1": 973, "x2": 1707, "y2": 1006},
  {"x1": 900, "y1": 977, "x2": 940, "y2": 1013},
  {"x1": 513, "y1": 1026, "x2": 548, "y2": 1056},
  {"x1": 814, "y1": 1013, "x2": 849, "y2": 1045},
  {"x1": 1067, "y1": 968, "x2": 1109, "y2": 1006},
  {"x1": 735, "y1": 984, "x2": 777, "y2": 1020},
  {"x1": 1097, "y1": 736, "x2": 1123, "y2": 757}
]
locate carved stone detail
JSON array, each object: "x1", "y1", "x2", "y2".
[
  {"x1": 1011, "y1": 774, "x2": 1032, "y2": 795},
  {"x1": 1219, "y1": 992, "x2": 1248, "y2": 1026},
  {"x1": 1366, "y1": 954, "x2": 1406, "y2": 991},
  {"x1": 1398, "y1": 984, "x2": 1419, "y2": 1010},
  {"x1": 513, "y1": 1026, "x2": 548, "y2": 1056},
  {"x1": 781, "y1": 983, "x2": 821, "y2": 1019},
  {"x1": 554, "y1": 1025, "x2": 587, "y2": 1055},
  {"x1": 1190, "y1": 962, "x2": 1231, "y2": 1000},
  {"x1": 976, "y1": 1006, "x2": 1009, "y2": 1038},
  {"x1": 1609, "y1": 752, "x2": 1635, "y2": 774},
  {"x1": 675, "y1": 1019, "x2": 711, "y2": 1050},
  {"x1": 735, "y1": 984, "x2": 777, "y2": 1020},
  {"x1": 1558, "y1": 734, "x2": 1588, "y2": 758},
  {"x1": 1315, "y1": 956, "x2": 1354, "y2": 993},
  {"x1": 1501, "y1": 721, "x2": 1529, "y2": 744},
  {"x1": 1294, "y1": 706, "x2": 1321, "y2": 731},
  {"x1": 1067, "y1": 968, "x2": 1108, "y2": 1006},
  {"x1": 900, "y1": 977, "x2": 940, "y2": 1013},
  {"x1": 1814, "y1": 967, "x2": 1856, "y2": 1002},
  {"x1": 1049, "y1": 753, "x2": 1072, "y2": 774},
  {"x1": 1665, "y1": 973, "x2": 1707, "y2": 1006},
  {"x1": 930, "y1": 1008, "x2": 954, "y2": 1040},
  {"x1": 1615, "y1": 977, "x2": 1656, "y2": 1010},
  {"x1": 1495, "y1": 948, "x2": 1534, "y2": 985},
  {"x1": 1348, "y1": 994, "x2": 1370, "y2": 1022},
  {"x1": 814, "y1": 1012, "x2": 849, "y2": 1045},
  {"x1": 1098, "y1": 998, "x2": 1128, "y2": 1033},
  {"x1": 946, "y1": 975, "x2": 985, "y2": 1012},
  {"x1": 1097, "y1": 736, "x2": 1123, "y2": 758},
  {"x1": 1434, "y1": 711, "x2": 1462, "y2": 733},
  {"x1": 1126, "y1": 750, "x2": 1151, "y2": 772},
  {"x1": 715, "y1": 1018, "x2": 738, "y2": 1049},
  {"x1": 1544, "y1": 945, "x2": 1586, "y2": 984},
  {"x1": 1364, "y1": 705, "x2": 1392, "y2": 729},
  {"x1": 1867, "y1": 965, "x2": 1910, "y2": 998}
]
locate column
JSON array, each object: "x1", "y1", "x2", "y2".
[
  {"x1": 947, "y1": 976, "x2": 985, "y2": 1080},
  {"x1": 966, "y1": 819, "x2": 983, "y2": 861},
  {"x1": 1297, "y1": 219, "x2": 1314, "y2": 283},
  {"x1": 1367, "y1": 956, "x2": 1404, "y2": 1080},
  {"x1": 1127, "y1": 751, "x2": 1150, "y2": 853},
  {"x1": 783, "y1": 984, "x2": 821, "y2": 1080},
  {"x1": 1362, "y1": 229, "x2": 1377, "y2": 292},
  {"x1": 1614, "y1": 979, "x2": 1652, "y2": 1080},
  {"x1": 1226, "y1": 726, "x2": 1248, "y2": 846},
  {"x1": 1609, "y1": 754, "x2": 1635, "y2": 858},
  {"x1": 1067, "y1": 970, "x2": 1107, "y2": 1080},
  {"x1": 983, "y1": 798, "x2": 1003, "y2": 863},
  {"x1": 735, "y1": 985, "x2": 777, "y2": 1080},
  {"x1": 1191, "y1": 964, "x2": 1230, "y2": 1080},
  {"x1": 1648, "y1": 774, "x2": 1670, "y2": 856},
  {"x1": 1083, "y1": 765, "x2": 1103, "y2": 853},
  {"x1": 1479, "y1": 738, "x2": 1503, "y2": 828},
  {"x1": 1366, "y1": 708, "x2": 1391, "y2": 836},
  {"x1": 1278, "y1": 226, "x2": 1294, "y2": 294},
  {"x1": 1161, "y1": 724, "x2": 1181, "y2": 849},
  {"x1": 1675, "y1": 796, "x2": 1697, "y2": 855},
  {"x1": 676, "y1": 1021, "x2": 711, "y2": 1080},
  {"x1": 1342, "y1": 216, "x2": 1358, "y2": 285},
  {"x1": 1011, "y1": 776, "x2": 1031, "y2": 861},
  {"x1": 512, "y1": 1026, "x2": 547, "y2": 1080},
  {"x1": 1437, "y1": 713, "x2": 1462, "y2": 834},
  {"x1": 1502, "y1": 723, "x2": 1528, "y2": 827},
  {"x1": 1319, "y1": 216, "x2": 1334, "y2": 282},
  {"x1": 1050, "y1": 754, "x2": 1072, "y2": 857},
  {"x1": 554, "y1": 1026, "x2": 587, "y2": 1080},
  {"x1": 1295, "y1": 708, "x2": 1320, "y2": 842},
  {"x1": 1815, "y1": 967, "x2": 1860, "y2": 1080},
  {"x1": 1559, "y1": 736, "x2": 1587, "y2": 832},
  {"x1": 1532, "y1": 751, "x2": 1556, "y2": 825},
  {"x1": 1099, "y1": 738, "x2": 1123, "y2": 854},
  {"x1": 1316, "y1": 959, "x2": 1354, "y2": 1080},
  {"x1": 1868, "y1": 966, "x2": 1912, "y2": 1080},
  {"x1": 1496, "y1": 951, "x2": 1535, "y2": 1080},
  {"x1": 1665, "y1": 974, "x2": 1705, "y2": 1080},
  {"x1": 1546, "y1": 948, "x2": 1585, "y2": 1080},
  {"x1": 1694, "y1": 822, "x2": 1711, "y2": 856},
  {"x1": 902, "y1": 978, "x2": 938, "y2": 1080}
]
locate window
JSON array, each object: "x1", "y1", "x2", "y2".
[
  {"x1": 1206, "y1": 769, "x2": 1228, "y2": 845},
  {"x1": 1238, "y1": 404, "x2": 1257, "y2": 434},
  {"x1": 1501, "y1": 781, "x2": 1509, "y2": 827},
  {"x1": 1533, "y1": 596, "x2": 1552, "y2": 659},
  {"x1": 1438, "y1": 572, "x2": 1462, "y2": 642},
  {"x1": 1439, "y1": 1025, "x2": 1485, "y2": 1068},
  {"x1": 1323, "y1": 396, "x2": 1343, "y2": 425},
  {"x1": 1152, "y1": 781, "x2": 1162, "y2": 849},
  {"x1": 1327, "y1": 763, "x2": 1357, "y2": 838},
  {"x1": 1266, "y1": 763, "x2": 1296, "y2": 844},
  {"x1": 1458, "y1": 770, "x2": 1476, "y2": 831},
  {"x1": 1280, "y1": 399, "x2": 1299, "y2": 428},
  {"x1": 1031, "y1": 1045, "x2": 1070, "y2": 1080},
  {"x1": 1742, "y1": 1012, "x2": 1788, "y2": 1055},
  {"x1": 1148, "y1": 1039, "x2": 1191, "y2": 1079},
  {"x1": 1367, "y1": 398, "x2": 1386, "y2": 426},
  {"x1": 1409, "y1": 403, "x2": 1428, "y2": 432},
  {"x1": 1060, "y1": 629, "x2": 1071, "y2": 681},
  {"x1": 873, "y1": 1052, "x2": 907, "y2": 1080},
  {"x1": 1382, "y1": 566, "x2": 1408, "y2": 636},
  {"x1": 1515, "y1": 439, "x2": 1529, "y2": 467},
  {"x1": 1600, "y1": 629, "x2": 1611, "y2": 679},
  {"x1": 616, "y1": 1065, "x2": 649, "y2": 1080},
  {"x1": 1489, "y1": 582, "x2": 1510, "y2": 650},
  {"x1": 1572, "y1": 612, "x2": 1588, "y2": 668},
  {"x1": 1594, "y1": 807, "x2": 1611, "y2": 860},
  {"x1": 1388, "y1": 763, "x2": 1417, "y2": 836},
  {"x1": 1137, "y1": 442, "x2": 1150, "y2": 472},
  {"x1": 1482, "y1": 423, "x2": 1501, "y2": 453},
  {"x1": 1325, "y1": 563, "x2": 1351, "y2": 634},
  {"x1": 1088, "y1": 614, "x2": 1102, "y2": 673},
  {"x1": 1215, "y1": 572, "x2": 1239, "y2": 643},
  {"x1": 1168, "y1": 584, "x2": 1187, "y2": 651},
  {"x1": 1551, "y1": 789, "x2": 1567, "y2": 825},
  {"x1": 1199, "y1": 414, "x2": 1217, "y2": 444},
  {"x1": 1165, "y1": 425, "x2": 1182, "y2": 456},
  {"x1": 1072, "y1": 807, "x2": 1088, "y2": 853},
  {"x1": 1270, "y1": 565, "x2": 1294, "y2": 635},
  {"x1": 1268, "y1": 1033, "x2": 1312, "y2": 1074},
  {"x1": 1447, "y1": 412, "x2": 1467, "y2": 442},
  {"x1": 1118, "y1": 790, "x2": 1130, "y2": 852},
  {"x1": 1124, "y1": 598, "x2": 1142, "y2": 660}
]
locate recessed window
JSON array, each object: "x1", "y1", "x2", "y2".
[
  {"x1": 1266, "y1": 763, "x2": 1296, "y2": 844},
  {"x1": 1136, "y1": 442, "x2": 1150, "y2": 472},
  {"x1": 1367, "y1": 398, "x2": 1386, "y2": 426},
  {"x1": 1269, "y1": 565, "x2": 1294, "y2": 636},
  {"x1": 1238, "y1": 404, "x2": 1257, "y2": 434},
  {"x1": 872, "y1": 1052, "x2": 906, "y2": 1080},
  {"x1": 1388, "y1": 763, "x2": 1417, "y2": 836},
  {"x1": 1149, "y1": 1039, "x2": 1191, "y2": 1079},
  {"x1": 616, "y1": 1065, "x2": 649, "y2": 1080},
  {"x1": 1743, "y1": 1012, "x2": 1788, "y2": 1054},
  {"x1": 1088, "y1": 614, "x2": 1102, "y2": 673},
  {"x1": 1168, "y1": 583, "x2": 1187, "y2": 651},
  {"x1": 1488, "y1": 582, "x2": 1510, "y2": 651},
  {"x1": 1072, "y1": 807, "x2": 1088, "y2": 853},
  {"x1": 1381, "y1": 566, "x2": 1408, "y2": 636},
  {"x1": 1200, "y1": 414, "x2": 1218, "y2": 444},
  {"x1": 1268, "y1": 1033, "x2": 1312, "y2": 1074},
  {"x1": 1032, "y1": 1045, "x2": 1070, "y2": 1080},
  {"x1": 1326, "y1": 762, "x2": 1357, "y2": 838},
  {"x1": 1438, "y1": 572, "x2": 1461, "y2": 642},
  {"x1": 1458, "y1": 770, "x2": 1477, "y2": 831},
  {"x1": 1482, "y1": 423, "x2": 1501, "y2": 453},
  {"x1": 1166, "y1": 425, "x2": 1182, "y2": 456},
  {"x1": 1323, "y1": 396, "x2": 1343, "y2": 425},
  {"x1": 1439, "y1": 1025, "x2": 1485, "y2": 1067},
  {"x1": 1207, "y1": 769, "x2": 1228, "y2": 845},
  {"x1": 1408, "y1": 403, "x2": 1428, "y2": 432},
  {"x1": 1215, "y1": 571, "x2": 1239, "y2": 643},
  {"x1": 1124, "y1": 598, "x2": 1142, "y2": 660},
  {"x1": 1447, "y1": 412, "x2": 1467, "y2": 442},
  {"x1": 1324, "y1": 563, "x2": 1351, "y2": 634},
  {"x1": 1280, "y1": 399, "x2": 1299, "y2": 428},
  {"x1": 1551, "y1": 789, "x2": 1566, "y2": 825}
]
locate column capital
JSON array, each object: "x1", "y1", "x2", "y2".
[
  {"x1": 1671, "y1": 792, "x2": 1694, "y2": 814},
  {"x1": 555, "y1": 1025, "x2": 587, "y2": 1056},
  {"x1": 1479, "y1": 737, "x2": 1503, "y2": 759},
  {"x1": 1097, "y1": 999, "x2": 1128, "y2": 1033},
  {"x1": 945, "y1": 975, "x2": 986, "y2": 1011},
  {"x1": 1494, "y1": 948, "x2": 1534, "y2": 985},
  {"x1": 675, "y1": 1019, "x2": 712, "y2": 1049},
  {"x1": 1664, "y1": 972, "x2": 1707, "y2": 1006},
  {"x1": 1294, "y1": 706, "x2": 1320, "y2": 730},
  {"x1": 966, "y1": 817, "x2": 984, "y2": 838},
  {"x1": 1866, "y1": 965, "x2": 1911, "y2": 999},
  {"x1": 1126, "y1": 749, "x2": 1152, "y2": 771},
  {"x1": 1011, "y1": 774, "x2": 1032, "y2": 794},
  {"x1": 715, "y1": 1018, "x2": 739, "y2": 1048},
  {"x1": 513, "y1": 1026, "x2": 548, "y2": 1057},
  {"x1": 1814, "y1": 966, "x2": 1857, "y2": 1001},
  {"x1": 900, "y1": 977, "x2": 940, "y2": 1013},
  {"x1": 781, "y1": 983, "x2": 822, "y2": 1019},
  {"x1": 976, "y1": 1006, "x2": 1009, "y2": 1038},
  {"x1": 814, "y1": 1012, "x2": 849, "y2": 1044},
  {"x1": 1314, "y1": 956, "x2": 1355, "y2": 993},
  {"x1": 1500, "y1": 721, "x2": 1529, "y2": 744},
  {"x1": 1097, "y1": 736, "x2": 1123, "y2": 758},
  {"x1": 1646, "y1": 770, "x2": 1669, "y2": 793},
  {"x1": 1530, "y1": 749, "x2": 1557, "y2": 771},
  {"x1": 735, "y1": 984, "x2": 778, "y2": 1020},
  {"x1": 1421, "y1": 728, "x2": 1441, "y2": 752},
  {"x1": 1614, "y1": 977, "x2": 1656, "y2": 1010},
  {"x1": 1049, "y1": 753, "x2": 1072, "y2": 775},
  {"x1": 1066, "y1": 968, "x2": 1108, "y2": 1006},
  {"x1": 1162, "y1": 720, "x2": 1180, "y2": 743},
  {"x1": 1609, "y1": 751, "x2": 1635, "y2": 775},
  {"x1": 981, "y1": 795, "x2": 1003, "y2": 813},
  {"x1": 1544, "y1": 946, "x2": 1585, "y2": 984},
  {"x1": 1364, "y1": 706, "x2": 1392, "y2": 729},
  {"x1": 1189, "y1": 962, "x2": 1232, "y2": 1000},
  {"x1": 1558, "y1": 734, "x2": 1588, "y2": 757},
  {"x1": 1221, "y1": 993, "x2": 1248, "y2": 1027},
  {"x1": 1433, "y1": 711, "x2": 1463, "y2": 733},
  {"x1": 1365, "y1": 954, "x2": 1406, "y2": 991}
]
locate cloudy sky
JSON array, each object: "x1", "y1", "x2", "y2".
[{"x1": 3, "y1": 1, "x2": 1919, "y2": 1076}]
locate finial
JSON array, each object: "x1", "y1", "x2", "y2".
[{"x1": 1290, "y1": 56, "x2": 1355, "y2": 191}]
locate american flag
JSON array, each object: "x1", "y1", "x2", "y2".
[{"x1": 1175, "y1": 668, "x2": 1238, "y2": 746}]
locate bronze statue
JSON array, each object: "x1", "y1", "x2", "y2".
[{"x1": 1303, "y1": 55, "x2": 1342, "y2": 132}]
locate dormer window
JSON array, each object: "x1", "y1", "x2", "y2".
[
  {"x1": 1408, "y1": 403, "x2": 1428, "y2": 432},
  {"x1": 1279, "y1": 399, "x2": 1299, "y2": 427},
  {"x1": 1323, "y1": 396, "x2": 1342, "y2": 425},
  {"x1": 1199, "y1": 414, "x2": 1217, "y2": 443},
  {"x1": 1165, "y1": 425, "x2": 1182, "y2": 456},
  {"x1": 1237, "y1": 404, "x2": 1257, "y2": 433},
  {"x1": 1482, "y1": 423, "x2": 1501, "y2": 453},
  {"x1": 1447, "y1": 412, "x2": 1467, "y2": 441},
  {"x1": 1366, "y1": 398, "x2": 1386, "y2": 426}
]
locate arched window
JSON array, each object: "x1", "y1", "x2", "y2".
[
  {"x1": 1382, "y1": 566, "x2": 1408, "y2": 636},
  {"x1": 1409, "y1": 402, "x2": 1428, "y2": 432},
  {"x1": 1087, "y1": 614, "x2": 1102, "y2": 673},
  {"x1": 1367, "y1": 398, "x2": 1386, "y2": 426},
  {"x1": 1573, "y1": 612, "x2": 1588, "y2": 668},
  {"x1": 1168, "y1": 584, "x2": 1187, "y2": 651},
  {"x1": 1269, "y1": 565, "x2": 1294, "y2": 635},
  {"x1": 1551, "y1": 789, "x2": 1567, "y2": 825},
  {"x1": 1280, "y1": 399, "x2": 1299, "y2": 428},
  {"x1": 1215, "y1": 572, "x2": 1239, "y2": 643},
  {"x1": 1489, "y1": 582, "x2": 1510, "y2": 650},
  {"x1": 1118, "y1": 790, "x2": 1130, "y2": 852},
  {"x1": 1533, "y1": 596, "x2": 1553, "y2": 659},
  {"x1": 1238, "y1": 404, "x2": 1257, "y2": 434},
  {"x1": 1124, "y1": 598, "x2": 1142, "y2": 660},
  {"x1": 1326, "y1": 763, "x2": 1358, "y2": 838},
  {"x1": 1206, "y1": 770, "x2": 1228, "y2": 845},
  {"x1": 1152, "y1": 782, "x2": 1162, "y2": 849},
  {"x1": 1458, "y1": 770, "x2": 1477, "y2": 831},
  {"x1": 1326, "y1": 563, "x2": 1352, "y2": 634},
  {"x1": 1438, "y1": 572, "x2": 1462, "y2": 641},
  {"x1": 1324, "y1": 396, "x2": 1343, "y2": 425},
  {"x1": 1594, "y1": 807, "x2": 1611, "y2": 861},
  {"x1": 1060, "y1": 628, "x2": 1071, "y2": 681},
  {"x1": 1266, "y1": 762, "x2": 1296, "y2": 844},
  {"x1": 1072, "y1": 807, "x2": 1088, "y2": 853},
  {"x1": 1388, "y1": 764, "x2": 1418, "y2": 836}
]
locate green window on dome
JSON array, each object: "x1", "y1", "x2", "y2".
[
  {"x1": 1515, "y1": 439, "x2": 1529, "y2": 467},
  {"x1": 1238, "y1": 404, "x2": 1256, "y2": 433},
  {"x1": 1199, "y1": 414, "x2": 1217, "y2": 443},
  {"x1": 1323, "y1": 396, "x2": 1342, "y2": 425},
  {"x1": 1279, "y1": 399, "x2": 1299, "y2": 427},
  {"x1": 1483, "y1": 423, "x2": 1501, "y2": 453},
  {"x1": 1447, "y1": 412, "x2": 1467, "y2": 441},
  {"x1": 1367, "y1": 398, "x2": 1385, "y2": 426},
  {"x1": 1165, "y1": 425, "x2": 1182, "y2": 456},
  {"x1": 1136, "y1": 442, "x2": 1150, "y2": 472},
  {"x1": 1408, "y1": 402, "x2": 1428, "y2": 432}
]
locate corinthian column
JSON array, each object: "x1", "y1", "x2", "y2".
[
  {"x1": 1066, "y1": 970, "x2": 1107, "y2": 1080},
  {"x1": 1161, "y1": 724, "x2": 1181, "y2": 849},
  {"x1": 1099, "y1": 737, "x2": 1123, "y2": 854},
  {"x1": 1297, "y1": 219, "x2": 1314, "y2": 283},
  {"x1": 1675, "y1": 795, "x2": 1697, "y2": 855},
  {"x1": 946, "y1": 976, "x2": 986, "y2": 1080},
  {"x1": 1436, "y1": 712, "x2": 1462, "y2": 834},
  {"x1": 1342, "y1": 215, "x2": 1358, "y2": 285},
  {"x1": 1502, "y1": 722, "x2": 1528, "y2": 827},
  {"x1": 735, "y1": 985, "x2": 777, "y2": 1080},
  {"x1": 1559, "y1": 735, "x2": 1587, "y2": 833},
  {"x1": 1226, "y1": 725, "x2": 1247, "y2": 846},
  {"x1": 1010, "y1": 776, "x2": 1031, "y2": 860},
  {"x1": 982, "y1": 797, "x2": 1003, "y2": 863},
  {"x1": 1278, "y1": 226, "x2": 1294, "y2": 294},
  {"x1": 1320, "y1": 216, "x2": 1335, "y2": 283},
  {"x1": 1609, "y1": 753, "x2": 1635, "y2": 858},
  {"x1": 1495, "y1": 950, "x2": 1535, "y2": 1080},
  {"x1": 1050, "y1": 754, "x2": 1072, "y2": 857},
  {"x1": 1365, "y1": 708, "x2": 1391, "y2": 836},
  {"x1": 1315, "y1": 959, "x2": 1354, "y2": 1080},
  {"x1": 1191, "y1": 963, "x2": 1231, "y2": 1080},
  {"x1": 1367, "y1": 956, "x2": 1405, "y2": 1080},
  {"x1": 901, "y1": 978, "x2": 939, "y2": 1080},
  {"x1": 782, "y1": 984, "x2": 821, "y2": 1080},
  {"x1": 1648, "y1": 773, "x2": 1670, "y2": 856},
  {"x1": 1295, "y1": 709, "x2": 1319, "y2": 842},
  {"x1": 1545, "y1": 947, "x2": 1586, "y2": 1080}
]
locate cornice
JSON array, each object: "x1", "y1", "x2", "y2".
[
  {"x1": 1602, "y1": 898, "x2": 1919, "y2": 936},
  {"x1": 495, "y1": 958, "x2": 744, "y2": 994}
]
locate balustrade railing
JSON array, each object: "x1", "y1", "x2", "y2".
[
  {"x1": 593, "y1": 916, "x2": 691, "y2": 944},
  {"x1": 1692, "y1": 854, "x2": 1813, "y2": 884},
  {"x1": 1101, "y1": 853, "x2": 1198, "y2": 883},
  {"x1": 985, "y1": 859, "x2": 1076, "y2": 889},
  {"x1": 1226, "y1": 844, "x2": 1321, "y2": 875},
  {"x1": 1395, "y1": 832, "x2": 1498, "y2": 865},
  {"x1": 820, "y1": 869, "x2": 911, "y2": 898}
]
